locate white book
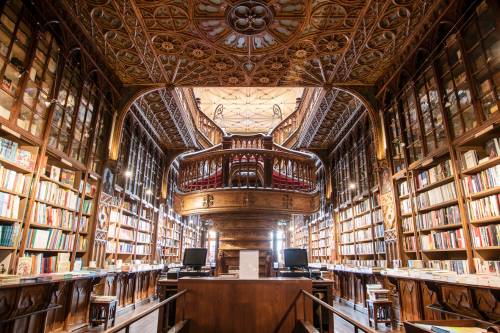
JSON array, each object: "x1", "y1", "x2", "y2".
[{"x1": 33, "y1": 229, "x2": 50, "y2": 249}]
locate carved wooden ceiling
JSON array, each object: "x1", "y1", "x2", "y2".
[
  {"x1": 61, "y1": 0, "x2": 446, "y2": 87},
  {"x1": 133, "y1": 89, "x2": 198, "y2": 149}
]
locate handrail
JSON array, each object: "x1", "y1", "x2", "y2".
[
  {"x1": 301, "y1": 290, "x2": 377, "y2": 333},
  {"x1": 104, "y1": 289, "x2": 188, "y2": 333}
]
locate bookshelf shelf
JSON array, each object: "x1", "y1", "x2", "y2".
[
  {"x1": 418, "y1": 223, "x2": 463, "y2": 232},
  {"x1": 30, "y1": 223, "x2": 73, "y2": 233},
  {"x1": 461, "y1": 156, "x2": 500, "y2": 175},
  {"x1": 467, "y1": 186, "x2": 500, "y2": 200},
  {"x1": 421, "y1": 248, "x2": 467, "y2": 253},
  {"x1": 469, "y1": 216, "x2": 500, "y2": 225},
  {"x1": 415, "y1": 176, "x2": 454, "y2": 193},
  {"x1": 474, "y1": 246, "x2": 500, "y2": 251},
  {"x1": 0, "y1": 156, "x2": 33, "y2": 174},
  {"x1": 417, "y1": 199, "x2": 458, "y2": 213}
]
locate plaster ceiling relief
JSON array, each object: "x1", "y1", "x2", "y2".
[
  {"x1": 193, "y1": 87, "x2": 304, "y2": 134},
  {"x1": 61, "y1": 0, "x2": 446, "y2": 86}
]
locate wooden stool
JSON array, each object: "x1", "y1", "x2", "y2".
[
  {"x1": 89, "y1": 295, "x2": 118, "y2": 330},
  {"x1": 367, "y1": 299, "x2": 394, "y2": 330}
]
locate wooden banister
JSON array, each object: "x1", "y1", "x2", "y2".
[{"x1": 103, "y1": 289, "x2": 187, "y2": 333}]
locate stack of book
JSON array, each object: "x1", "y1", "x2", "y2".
[
  {"x1": 30, "y1": 202, "x2": 76, "y2": 230},
  {"x1": 0, "y1": 192, "x2": 20, "y2": 219},
  {"x1": 417, "y1": 183, "x2": 457, "y2": 209},
  {"x1": 467, "y1": 194, "x2": 499, "y2": 221},
  {"x1": 0, "y1": 165, "x2": 27, "y2": 193},
  {"x1": 462, "y1": 165, "x2": 499, "y2": 195},
  {"x1": 420, "y1": 229, "x2": 465, "y2": 250},
  {"x1": 404, "y1": 235, "x2": 416, "y2": 251},
  {"x1": 36, "y1": 181, "x2": 79, "y2": 210},
  {"x1": 26, "y1": 228, "x2": 75, "y2": 251},
  {"x1": 471, "y1": 224, "x2": 500, "y2": 247},
  {"x1": 415, "y1": 160, "x2": 453, "y2": 189},
  {"x1": 416, "y1": 205, "x2": 460, "y2": 230},
  {"x1": 0, "y1": 137, "x2": 35, "y2": 170},
  {"x1": 0, "y1": 223, "x2": 19, "y2": 246},
  {"x1": 462, "y1": 137, "x2": 500, "y2": 169}
]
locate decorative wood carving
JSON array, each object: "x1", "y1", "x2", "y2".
[{"x1": 399, "y1": 279, "x2": 422, "y2": 321}]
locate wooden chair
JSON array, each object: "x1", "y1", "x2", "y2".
[
  {"x1": 89, "y1": 295, "x2": 118, "y2": 330},
  {"x1": 367, "y1": 299, "x2": 394, "y2": 330}
]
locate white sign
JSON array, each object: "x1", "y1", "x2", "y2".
[{"x1": 239, "y1": 250, "x2": 259, "y2": 279}]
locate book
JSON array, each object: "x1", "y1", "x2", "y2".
[
  {"x1": 16, "y1": 257, "x2": 32, "y2": 276},
  {"x1": 49, "y1": 165, "x2": 61, "y2": 182}
]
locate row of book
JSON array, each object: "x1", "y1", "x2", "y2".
[
  {"x1": 0, "y1": 223, "x2": 19, "y2": 246},
  {"x1": 340, "y1": 244, "x2": 355, "y2": 255},
  {"x1": 36, "y1": 181, "x2": 79, "y2": 210},
  {"x1": 474, "y1": 258, "x2": 500, "y2": 275},
  {"x1": 462, "y1": 165, "x2": 499, "y2": 195},
  {"x1": 355, "y1": 242, "x2": 374, "y2": 254},
  {"x1": 341, "y1": 232, "x2": 354, "y2": 244},
  {"x1": 118, "y1": 241, "x2": 133, "y2": 253},
  {"x1": 26, "y1": 228, "x2": 75, "y2": 250},
  {"x1": 355, "y1": 229, "x2": 372, "y2": 242},
  {"x1": 118, "y1": 228, "x2": 134, "y2": 241},
  {"x1": 401, "y1": 198, "x2": 412, "y2": 214},
  {"x1": 402, "y1": 217, "x2": 414, "y2": 233},
  {"x1": 461, "y1": 137, "x2": 500, "y2": 170},
  {"x1": 0, "y1": 136, "x2": 36, "y2": 171},
  {"x1": 427, "y1": 259, "x2": 469, "y2": 274},
  {"x1": 30, "y1": 202, "x2": 77, "y2": 230},
  {"x1": 0, "y1": 192, "x2": 20, "y2": 219},
  {"x1": 354, "y1": 214, "x2": 371, "y2": 229},
  {"x1": 121, "y1": 214, "x2": 136, "y2": 228},
  {"x1": 341, "y1": 221, "x2": 353, "y2": 232},
  {"x1": 404, "y1": 235, "x2": 417, "y2": 251},
  {"x1": 375, "y1": 224, "x2": 384, "y2": 238},
  {"x1": 138, "y1": 220, "x2": 151, "y2": 232},
  {"x1": 0, "y1": 165, "x2": 28, "y2": 193},
  {"x1": 416, "y1": 182, "x2": 457, "y2": 209},
  {"x1": 339, "y1": 208, "x2": 352, "y2": 221},
  {"x1": 353, "y1": 199, "x2": 369, "y2": 215},
  {"x1": 373, "y1": 208, "x2": 383, "y2": 223},
  {"x1": 375, "y1": 240, "x2": 385, "y2": 254},
  {"x1": 136, "y1": 244, "x2": 150, "y2": 255},
  {"x1": 471, "y1": 224, "x2": 500, "y2": 247},
  {"x1": 415, "y1": 160, "x2": 453, "y2": 190},
  {"x1": 420, "y1": 228, "x2": 466, "y2": 250},
  {"x1": 158, "y1": 238, "x2": 179, "y2": 248},
  {"x1": 399, "y1": 180, "x2": 409, "y2": 196},
  {"x1": 137, "y1": 231, "x2": 151, "y2": 243},
  {"x1": 467, "y1": 194, "x2": 499, "y2": 221},
  {"x1": 82, "y1": 199, "x2": 92, "y2": 214},
  {"x1": 416, "y1": 205, "x2": 461, "y2": 230},
  {"x1": 17, "y1": 253, "x2": 72, "y2": 275}
]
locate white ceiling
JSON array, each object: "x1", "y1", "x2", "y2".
[{"x1": 193, "y1": 87, "x2": 304, "y2": 134}]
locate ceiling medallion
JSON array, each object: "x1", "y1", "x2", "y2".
[{"x1": 226, "y1": 0, "x2": 274, "y2": 36}]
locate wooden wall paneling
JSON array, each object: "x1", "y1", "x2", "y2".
[
  {"x1": 398, "y1": 279, "x2": 423, "y2": 321},
  {"x1": 65, "y1": 279, "x2": 93, "y2": 331},
  {"x1": 44, "y1": 282, "x2": 70, "y2": 332},
  {"x1": 420, "y1": 281, "x2": 444, "y2": 320},
  {"x1": 472, "y1": 288, "x2": 500, "y2": 322},
  {"x1": 10, "y1": 284, "x2": 53, "y2": 333},
  {"x1": 384, "y1": 276, "x2": 401, "y2": 323},
  {"x1": 441, "y1": 285, "x2": 482, "y2": 320}
]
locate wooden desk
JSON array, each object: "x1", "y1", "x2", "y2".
[{"x1": 158, "y1": 277, "x2": 334, "y2": 333}]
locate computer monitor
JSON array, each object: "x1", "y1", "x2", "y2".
[
  {"x1": 284, "y1": 248, "x2": 308, "y2": 270},
  {"x1": 183, "y1": 248, "x2": 207, "y2": 271}
]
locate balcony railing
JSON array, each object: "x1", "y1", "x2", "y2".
[{"x1": 177, "y1": 135, "x2": 318, "y2": 193}]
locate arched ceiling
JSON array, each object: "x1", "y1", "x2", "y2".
[
  {"x1": 193, "y1": 87, "x2": 304, "y2": 134},
  {"x1": 61, "y1": 0, "x2": 447, "y2": 87}
]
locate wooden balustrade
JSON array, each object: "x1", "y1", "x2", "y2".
[
  {"x1": 197, "y1": 111, "x2": 224, "y2": 146},
  {"x1": 177, "y1": 148, "x2": 317, "y2": 193},
  {"x1": 270, "y1": 111, "x2": 299, "y2": 146}
]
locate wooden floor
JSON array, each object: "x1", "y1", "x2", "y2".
[
  {"x1": 83, "y1": 298, "x2": 404, "y2": 333},
  {"x1": 332, "y1": 300, "x2": 404, "y2": 333}
]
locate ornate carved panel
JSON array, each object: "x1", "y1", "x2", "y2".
[
  {"x1": 58, "y1": 0, "x2": 449, "y2": 87},
  {"x1": 399, "y1": 279, "x2": 422, "y2": 321}
]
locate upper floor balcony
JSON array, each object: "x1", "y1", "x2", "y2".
[{"x1": 173, "y1": 134, "x2": 320, "y2": 216}]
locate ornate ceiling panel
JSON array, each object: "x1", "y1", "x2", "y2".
[
  {"x1": 193, "y1": 87, "x2": 304, "y2": 134},
  {"x1": 60, "y1": 0, "x2": 446, "y2": 86}
]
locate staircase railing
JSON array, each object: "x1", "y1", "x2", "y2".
[
  {"x1": 300, "y1": 290, "x2": 377, "y2": 333},
  {"x1": 104, "y1": 289, "x2": 188, "y2": 333}
]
